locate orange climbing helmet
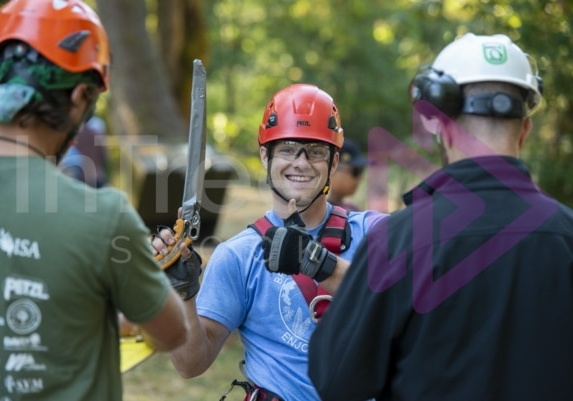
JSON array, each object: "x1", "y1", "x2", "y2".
[
  {"x1": 0, "y1": 0, "x2": 110, "y2": 90},
  {"x1": 258, "y1": 84, "x2": 344, "y2": 149}
]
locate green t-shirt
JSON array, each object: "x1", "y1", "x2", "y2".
[{"x1": 0, "y1": 156, "x2": 172, "y2": 400}]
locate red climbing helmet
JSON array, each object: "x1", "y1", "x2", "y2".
[{"x1": 258, "y1": 84, "x2": 344, "y2": 149}]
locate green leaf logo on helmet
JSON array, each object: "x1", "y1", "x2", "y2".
[{"x1": 483, "y1": 43, "x2": 507, "y2": 65}]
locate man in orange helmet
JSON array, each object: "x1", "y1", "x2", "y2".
[
  {"x1": 0, "y1": 1, "x2": 191, "y2": 400},
  {"x1": 157, "y1": 84, "x2": 386, "y2": 400}
]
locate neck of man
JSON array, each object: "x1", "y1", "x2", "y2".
[
  {"x1": 445, "y1": 136, "x2": 521, "y2": 164},
  {"x1": 443, "y1": 119, "x2": 524, "y2": 164},
  {"x1": 0, "y1": 121, "x2": 65, "y2": 160}
]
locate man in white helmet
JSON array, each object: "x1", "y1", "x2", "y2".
[{"x1": 308, "y1": 33, "x2": 573, "y2": 401}]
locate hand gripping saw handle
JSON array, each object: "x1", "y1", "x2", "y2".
[{"x1": 156, "y1": 59, "x2": 207, "y2": 270}]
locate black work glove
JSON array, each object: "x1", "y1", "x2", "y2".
[
  {"x1": 262, "y1": 212, "x2": 337, "y2": 282},
  {"x1": 164, "y1": 247, "x2": 203, "y2": 300}
]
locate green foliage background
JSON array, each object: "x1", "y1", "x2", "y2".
[
  {"x1": 1, "y1": 0, "x2": 571, "y2": 203},
  {"x1": 203, "y1": 0, "x2": 572, "y2": 203}
]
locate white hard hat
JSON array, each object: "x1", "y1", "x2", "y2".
[{"x1": 432, "y1": 33, "x2": 542, "y2": 111}]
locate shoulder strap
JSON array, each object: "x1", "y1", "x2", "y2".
[
  {"x1": 316, "y1": 205, "x2": 351, "y2": 255},
  {"x1": 249, "y1": 216, "x2": 273, "y2": 238}
]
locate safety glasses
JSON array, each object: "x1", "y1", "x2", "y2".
[{"x1": 272, "y1": 140, "x2": 331, "y2": 163}]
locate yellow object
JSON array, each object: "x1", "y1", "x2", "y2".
[
  {"x1": 154, "y1": 218, "x2": 193, "y2": 270},
  {"x1": 120, "y1": 336, "x2": 155, "y2": 373}
]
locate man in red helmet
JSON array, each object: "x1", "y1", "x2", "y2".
[
  {"x1": 157, "y1": 84, "x2": 386, "y2": 400},
  {"x1": 0, "y1": 1, "x2": 191, "y2": 400}
]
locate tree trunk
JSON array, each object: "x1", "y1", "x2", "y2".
[
  {"x1": 95, "y1": 0, "x2": 186, "y2": 140},
  {"x1": 157, "y1": 0, "x2": 209, "y2": 122}
]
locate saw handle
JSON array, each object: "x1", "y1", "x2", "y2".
[{"x1": 155, "y1": 218, "x2": 193, "y2": 270}]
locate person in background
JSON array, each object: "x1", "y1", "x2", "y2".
[
  {"x1": 59, "y1": 115, "x2": 108, "y2": 188},
  {"x1": 308, "y1": 33, "x2": 573, "y2": 401},
  {"x1": 328, "y1": 138, "x2": 368, "y2": 211},
  {"x1": 0, "y1": 1, "x2": 193, "y2": 399}
]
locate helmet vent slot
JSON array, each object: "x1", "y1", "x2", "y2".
[{"x1": 58, "y1": 30, "x2": 90, "y2": 53}]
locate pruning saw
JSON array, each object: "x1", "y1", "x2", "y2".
[{"x1": 156, "y1": 59, "x2": 207, "y2": 270}]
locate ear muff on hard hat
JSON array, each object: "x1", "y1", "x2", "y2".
[
  {"x1": 409, "y1": 33, "x2": 543, "y2": 119},
  {"x1": 409, "y1": 69, "x2": 463, "y2": 118},
  {"x1": 0, "y1": 0, "x2": 111, "y2": 90},
  {"x1": 258, "y1": 83, "x2": 344, "y2": 149}
]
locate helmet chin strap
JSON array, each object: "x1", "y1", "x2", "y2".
[{"x1": 266, "y1": 148, "x2": 335, "y2": 215}]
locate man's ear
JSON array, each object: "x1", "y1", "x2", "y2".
[
  {"x1": 70, "y1": 83, "x2": 90, "y2": 106},
  {"x1": 260, "y1": 145, "x2": 269, "y2": 168},
  {"x1": 69, "y1": 83, "x2": 92, "y2": 120},
  {"x1": 438, "y1": 119, "x2": 455, "y2": 148}
]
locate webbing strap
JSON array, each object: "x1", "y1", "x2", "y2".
[
  {"x1": 317, "y1": 205, "x2": 350, "y2": 254},
  {"x1": 249, "y1": 217, "x2": 273, "y2": 238},
  {"x1": 292, "y1": 273, "x2": 326, "y2": 305},
  {"x1": 292, "y1": 274, "x2": 331, "y2": 320}
]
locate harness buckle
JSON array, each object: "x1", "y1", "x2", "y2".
[
  {"x1": 309, "y1": 294, "x2": 333, "y2": 323},
  {"x1": 248, "y1": 388, "x2": 260, "y2": 401}
]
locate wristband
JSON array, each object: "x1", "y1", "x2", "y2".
[{"x1": 300, "y1": 241, "x2": 337, "y2": 282}]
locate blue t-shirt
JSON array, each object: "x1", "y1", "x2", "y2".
[{"x1": 197, "y1": 204, "x2": 386, "y2": 400}]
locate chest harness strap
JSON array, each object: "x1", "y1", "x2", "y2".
[{"x1": 250, "y1": 205, "x2": 351, "y2": 323}]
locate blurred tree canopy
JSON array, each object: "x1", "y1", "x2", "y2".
[{"x1": 2, "y1": 0, "x2": 569, "y2": 203}]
